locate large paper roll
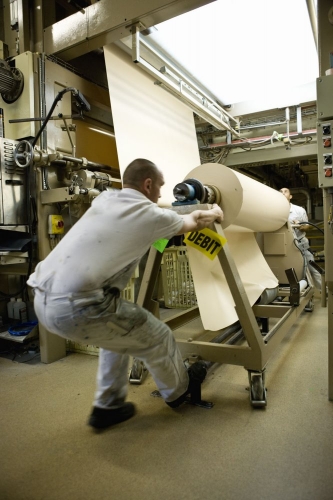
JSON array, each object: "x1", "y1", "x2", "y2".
[
  {"x1": 184, "y1": 163, "x2": 290, "y2": 232},
  {"x1": 184, "y1": 164, "x2": 290, "y2": 331}
]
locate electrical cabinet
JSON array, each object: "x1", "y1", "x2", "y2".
[{"x1": 317, "y1": 75, "x2": 333, "y2": 188}]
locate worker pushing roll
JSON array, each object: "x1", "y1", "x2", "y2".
[{"x1": 28, "y1": 158, "x2": 223, "y2": 430}]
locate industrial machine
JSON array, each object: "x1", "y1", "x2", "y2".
[
  {"x1": 316, "y1": 71, "x2": 333, "y2": 401},
  {"x1": 0, "y1": 51, "x2": 121, "y2": 360}
]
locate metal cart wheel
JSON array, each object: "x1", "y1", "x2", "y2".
[
  {"x1": 129, "y1": 358, "x2": 148, "y2": 384},
  {"x1": 248, "y1": 371, "x2": 267, "y2": 408},
  {"x1": 304, "y1": 298, "x2": 314, "y2": 312}
]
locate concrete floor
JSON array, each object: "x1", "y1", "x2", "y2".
[{"x1": 1, "y1": 296, "x2": 333, "y2": 500}]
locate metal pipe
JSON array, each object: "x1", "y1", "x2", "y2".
[
  {"x1": 209, "y1": 322, "x2": 241, "y2": 344},
  {"x1": 38, "y1": 53, "x2": 49, "y2": 190},
  {"x1": 202, "y1": 129, "x2": 317, "y2": 149},
  {"x1": 263, "y1": 308, "x2": 294, "y2": 344},
  {"x1": 306, "y1": 0, "x2": 318, "y2": 52},
  {"x1": 33, "y1": 0, "x2": 44, "y2": 53},
  {"x1": 56, "y1": 155, "x2": 121, "y2": 178},
  {"x1": 38, "y1": 53, "x2": 47, "y2": 151},
  {"x1": 205, "y1": 329, "x2": 244, "y2": 371},
  {"x1": 17, "y1": 0, "x2": 30, "y2": 53}
]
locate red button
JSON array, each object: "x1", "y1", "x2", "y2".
[
  {"x1": 325, "y1": 169, "x2": 332, "y2": 177},
  {"x1": 57, "y1": 220, "x2": 64, "y2": 227}
]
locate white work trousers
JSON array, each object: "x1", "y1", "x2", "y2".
[
  {"x1": 33, "y1": 288, "x2": 189, "y2": 408},
  {"x1": 304, "y1": 249, "x2": 322, "y2": 290}
]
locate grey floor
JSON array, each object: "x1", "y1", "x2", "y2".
[{"x1": 1, "y1": 296, "x2": 333, "y2": 500}]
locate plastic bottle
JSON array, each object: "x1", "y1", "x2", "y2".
[
  {"x1": 7, "y1": 297, "x2": 16, "y2": 319},
  {"x1": 13, "y1": 298, "x2": 27, "y2": 322}
]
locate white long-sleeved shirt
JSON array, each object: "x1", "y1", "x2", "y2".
[
  {"x1": 28, "y1": 188, "x2": 183, "y2": 294},
  {"x1": 288, "y1": 202, "x2": 309, "y2": 249}
]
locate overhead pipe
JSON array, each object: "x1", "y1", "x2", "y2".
[
  {"x1": 306, "y1": 0, "x2": 318, "y2": 52},
  {"x1": 201, "y1": 129, "x2": 317, "y2": 149}
]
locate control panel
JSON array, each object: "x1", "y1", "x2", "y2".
[
  {"x1": 317, "y1": 75, "x2": 333, "y2": 187},
  {"x1": 317, "y1": 120, "x2": 333, "y2": 186}
]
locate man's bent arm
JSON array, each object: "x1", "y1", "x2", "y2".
[{"x1": 175, "y1": 204, "x2": 224, "y2": 235}]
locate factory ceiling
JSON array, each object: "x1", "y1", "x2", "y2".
[{"x1": 48, "y1": 0, "x2": 318, "y2": 109}]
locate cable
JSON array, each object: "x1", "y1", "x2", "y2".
[
  {"x1": 297, "y1": 221, "x2": 325, "y2": 234},
  {"x1": 292, "y1": 237, "x2": 308, "y2": 280},
  {"x1": 21, "y1": 353, "x2": 40, "y2": 363},
  {"x1": 32, "y1": 87, "x2": 90, "y2": 148}
]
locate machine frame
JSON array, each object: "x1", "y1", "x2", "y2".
[{"x1": 134, "y1": 206, "x2": 315, "y2": 408}]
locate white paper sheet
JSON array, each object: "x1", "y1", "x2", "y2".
[
  {"x1": 104, "y1": 44, "x2": 200, "y2": 207},
  {"x1": 104, "y1": 45, "x2": 291, "y2": 332}
]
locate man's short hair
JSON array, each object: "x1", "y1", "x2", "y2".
[{"x1": 123, "y1": 159, "x2": 159, "y2": 188}]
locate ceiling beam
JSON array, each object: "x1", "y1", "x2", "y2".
[
  {"x1": 44, "y1": 0, "x2": 215, "y2": 61},
  {"x1": 224, "y1": 143, "x2": 318, "y2": 168}
]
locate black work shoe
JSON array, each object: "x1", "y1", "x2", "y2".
[
  {"x1": 166, "y1": 390, "x2": 189, "y2": 408},
  {"x1": 187, "y1": 360, "x2": 207, "y2": 385},
  {"x1": 88, "y1": 402, "x2": 135, "y2": 430},
  {"x1": 166, "y1": 361, "x2": 208, "y2": 408}
]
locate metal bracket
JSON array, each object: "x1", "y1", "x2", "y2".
[
  {"x1": 285, "y1": 268, "x2": 300, "y2": 306},
  {"x1": 61, "y1": 124, "x2": 76, "y2": 132},
  {"x1": 126, "y1": 21, "x2": 147, "y2": 34},
  {"x1": 40, "y1": 187, "x2": 79, "y2": 204}
]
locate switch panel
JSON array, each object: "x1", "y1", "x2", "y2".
[
  {"x1": 317, "y1": 120, "x2": 333, "y2": 187},
  {"x1": 48, "y1": 215, "x2": 65, "y2": 234},
  {"x1": 317, "y1": 75, "x2": 333, "y2": 187}
]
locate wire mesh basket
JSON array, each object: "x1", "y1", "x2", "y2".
[{"x1": 161, "y1": 246, "x2": 197, "y2": 308}]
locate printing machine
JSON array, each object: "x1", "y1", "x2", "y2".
[{"x1": 0, "y1": 51, "x2": 121, "y2": 359}]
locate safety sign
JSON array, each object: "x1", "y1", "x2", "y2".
[{"x1": 184, "y1": 227, "x2": 227, "y2": 260}]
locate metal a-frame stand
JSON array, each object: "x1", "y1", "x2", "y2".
[{"x1": 131, "y1": 209, "x2": 314, "y2": 407}]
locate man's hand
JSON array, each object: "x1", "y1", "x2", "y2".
[
  {"x1": 177, "y1": 204, "x2": 224, "y2": 234},
  {"x1": 210, "y1": 204, "x2": 224, "y2": 223}
]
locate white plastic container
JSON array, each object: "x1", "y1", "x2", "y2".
[
  {"x1": 13, "y1": 298, "x2": 27, "y2": 322},
  {"x1": 7, "y1": 297, "x2": 16, "y2": 319}
]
